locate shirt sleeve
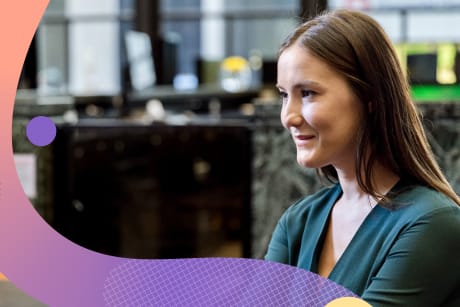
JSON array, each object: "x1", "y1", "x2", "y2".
[
  {"x1": 362, "y1": 207, "x2": 460, "y2": 307},
  {"x1": 264, "y1": 211, "x2": 290, "y2": 264}
]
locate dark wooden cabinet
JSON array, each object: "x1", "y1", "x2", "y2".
[{"x1": 51, "y1": 121, "x2": 252, "y2": 259}]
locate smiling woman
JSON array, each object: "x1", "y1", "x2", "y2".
[
  {"x1": 265, "y1": 9, "x2": 460, "y2": 307},
  {"x1": 277, "y1": 46, "x2": 364, "y2": 171}
]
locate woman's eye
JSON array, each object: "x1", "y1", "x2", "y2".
[
  {"x1": 279, "y1": 91, "x2": 288, "y2": 101},
  {"x1": 301, "y1": 90, "x2": 315, "y2": 97}
]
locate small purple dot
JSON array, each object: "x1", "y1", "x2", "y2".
[{"x1": 26, "y1": 116, "x2": 57, "y2": 147}]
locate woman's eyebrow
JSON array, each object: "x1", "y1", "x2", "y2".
[{"x1": 277, "y1": 80, "x2": 323, "y2": 90}]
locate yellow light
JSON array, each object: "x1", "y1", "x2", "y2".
[
  {"x1": 437, "y1": 43, "x2": 456, "y2": 84},
  {"x1": 221, "y1": 56, "x2": 249, "y2": 72}
]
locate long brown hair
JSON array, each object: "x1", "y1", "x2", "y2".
[{"x1": 279, "y1": 9, "x2": 460, "y2": 206}]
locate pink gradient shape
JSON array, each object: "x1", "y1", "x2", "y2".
[{"x1": 0, "y1": 2, "x2": 125, "y2": 306}]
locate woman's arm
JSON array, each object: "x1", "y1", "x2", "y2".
[
  {"x1": 264, "y1": 213, "x2": 290, "y2": 263},
  {"x1": 362, "y1": 207, "x2": 460, "y2": 306}
]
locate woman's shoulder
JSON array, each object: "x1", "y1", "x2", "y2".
[
  {"x1": 393, "y1": 184, "x2": 457, "y2": 207},
  {"x1": 389, "y1": 184, "x2": 460, "y2": 221},
  {"x1": 283, "y1": 184, "x2": 341, "y2": 219}
]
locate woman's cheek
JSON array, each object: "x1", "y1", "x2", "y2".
[{"x1": 302, "y1": 105, "x2": 323, "y2": 128}]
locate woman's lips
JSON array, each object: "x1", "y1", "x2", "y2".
[{"x1": 293, "y1": 134, "x2": 315, "y2": 145}]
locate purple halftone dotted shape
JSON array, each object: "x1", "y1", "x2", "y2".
[
  {"x1": 103, "y1": 258, "x2": 358, "y2": 307},
  {"x1": 26, "y1": 116, "x2": 57, "y2": 147}
]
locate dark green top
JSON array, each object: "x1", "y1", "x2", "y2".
[{"x1": 264, "y1": 182, "x2": 460, "y2": 306}]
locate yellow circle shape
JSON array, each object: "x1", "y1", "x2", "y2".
[{"x1": 325, "y1": 297, "x2": 372, "y2": 307}]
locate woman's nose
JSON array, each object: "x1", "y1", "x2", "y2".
[{"x1": 281, "y1": 98, "x2": 303, "y2": 129}]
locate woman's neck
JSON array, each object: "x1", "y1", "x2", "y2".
[{"x1": 335, "y1": 161, "x2": 400, "y2": 205}]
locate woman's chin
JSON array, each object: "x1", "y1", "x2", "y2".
[{"x1": 296, "y1": 156, "x2": 318, "y2": 169}]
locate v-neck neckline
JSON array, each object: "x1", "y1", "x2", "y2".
[
  {"x1": 309, "y1": 185, "x2": 342, "y2": 274},
  {"x1": 324, "y1": 194, "x2": 381, "y2": 279},
  {"x1": 311, "y1": 181, "x2": 404, "y2": 279}
]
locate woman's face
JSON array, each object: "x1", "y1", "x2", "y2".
[{"x1": 277, "y1": 44, "x2": 365, "y2": 171}]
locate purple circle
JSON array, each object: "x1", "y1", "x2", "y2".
[{"x1": 26, "y1": 116, "x2": 57, "y2": 147}]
